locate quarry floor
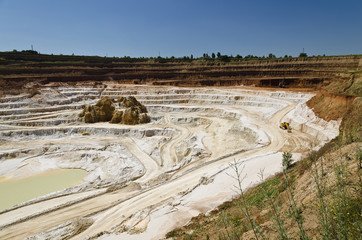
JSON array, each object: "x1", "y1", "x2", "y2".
[{"x1": 0, "y1": 84, "x2": 339, "y2": 240}]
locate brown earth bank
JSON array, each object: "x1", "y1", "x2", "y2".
[
  {"x1": 0, "y1": 53, "x2": 361, "y2": 93},
  {"x1": 306, "y1": 71, "x2": 361, "y2": 143},
  {"x1": 306, "y1": 89, "x2": 356, "y2": 121}
]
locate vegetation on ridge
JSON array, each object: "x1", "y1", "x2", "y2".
[{"x1": 2, "y1": 50, "x2": 359, "y2": 64}]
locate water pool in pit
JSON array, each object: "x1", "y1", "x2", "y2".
[{"x1": 0, "y1": 168, "x2": 87, "y2": 211}]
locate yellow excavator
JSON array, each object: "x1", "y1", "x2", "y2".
[{"x1": 280, "y1": 122, "x2": 292, "y2": 133}]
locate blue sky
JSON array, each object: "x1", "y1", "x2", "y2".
[{"x1": 1, "y1": 0, "x2": 361, "y2": 57}]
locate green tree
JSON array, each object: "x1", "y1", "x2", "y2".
[
  {"x1": 299, "y1": 52, "x2": 308, "y2": 57},
  {"x1": 217, "y1": 52, "x2": 221, "y2": 58},
  {"x1": 211, "y1": 52, "x2": 216, "y2": 59},
  {"x1": 219, "y1": 55, "x2": 230, "y2": 62},
  {"x1": 268, "y1": 53, "x2": 276, "y2": 58}
]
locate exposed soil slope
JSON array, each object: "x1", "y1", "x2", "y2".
[
  {"x1": 306, "y1": 89, "x2": 356, "y2": 121},
  {"x1": 307, "y1": 71, "x2": 361, "y2": 142}
]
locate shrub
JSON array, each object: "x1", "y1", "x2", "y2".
[{"x1": 282, "y1": 152, "x2": 293, "y2": 170}]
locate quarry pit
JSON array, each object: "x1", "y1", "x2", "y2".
[{"x1": 0, "y1": 82, "x2": 341, "y2": 240}]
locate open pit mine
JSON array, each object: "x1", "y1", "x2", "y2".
[{"x1": 0, "y1": 54, "x2": 360, "y2": 239}]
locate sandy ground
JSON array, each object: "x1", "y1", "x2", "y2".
[{"x1": 0, "y1": 85, "x2": 338, "y2": 240}]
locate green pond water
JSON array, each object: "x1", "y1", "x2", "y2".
[{"x1": 0, "y1": 169, "x2": 87, "y2": 211}]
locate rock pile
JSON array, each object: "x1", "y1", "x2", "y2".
[
  {"x1": 80, "y1": 96, "x2": 150, "y2": 125},
  {"x1": 80, "y1": 97, "x2": 115, "y2": 123}
]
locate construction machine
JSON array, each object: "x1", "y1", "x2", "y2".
[
  {"x1": 279, "y1": 78, "x2": 286, "y2": 88},
  {"x1": 280, "y1": 122, "x2": 292, "y2": 133}
]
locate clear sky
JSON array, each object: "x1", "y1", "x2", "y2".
[{"x1": 1, "y1": 0, "x2": 361, "y2": 58}]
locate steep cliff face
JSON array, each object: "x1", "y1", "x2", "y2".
[
  {"x1": 307, "y1": 72, "x2": 361, "y2": 143},
  {"x1": 306, "y1": 89, "x2": 356, "y2": 121}
]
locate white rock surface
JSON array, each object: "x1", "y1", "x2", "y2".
[{"x1": 0, "y1": 85, "x2": 339, "y2": 240}]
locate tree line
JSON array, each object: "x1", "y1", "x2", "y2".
[{"x1": 3, "y1": 49, "x2": 324, "y2": 63}]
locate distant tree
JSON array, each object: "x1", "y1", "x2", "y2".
[
  {"x1": 235, "y1": 54, "x2": 243, "y2": 59},
  {"x1": 268, "y1": 53, "x2": 276, "y2": 58},
  {"x1": 12, "y1": 49, "x2": 18, "y2": 53},
  {"x1": 219, "y1": 55, "x2": 230, "y2": 62},
  {"x1": 21, "y1": 50, "x2": 39, "y2": 54},
  {"x1": 211, "y1": 52, "x2": 216, "y2": 59},
  {"x1": 299, "y1": 52, "x2": 308, "y2": 57},
  {"x1": 284, "y1": 55, "x2": 288, "y2": 58},
  {"x1": 203, "y1": 53, "x2": 210, "y2": 59},
  {"x1": 217, "y1": 52, "x2": 221, "y2": 58},
  {"x1": 245, "y1": 54, "x2": 259, "y2": 59},
  {"x1": 190, "y1": 54, "x2": 193, "y2": 59}
]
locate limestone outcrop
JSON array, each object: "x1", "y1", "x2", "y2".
[{"x1": 80, "y1": 96, "x2": 150, "y2": 125}]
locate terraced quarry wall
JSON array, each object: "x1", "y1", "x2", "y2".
[{"x1": 1, "y1": 53, "x2": 361, "y2": 90}]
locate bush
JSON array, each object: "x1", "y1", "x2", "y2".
[{"x1": 282, "y1": 152, "x2": 293, "y2": 170}]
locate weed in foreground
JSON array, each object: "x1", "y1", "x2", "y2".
[
  {"x1": 311, "y1": 146, "x2": 362, "y2": 240},
  {"x1": 258, "y1": 169, "x2": 289, "y2": 240},
  {"x1": 226, "y1": 159, "x2": 266, "y2": 240},
  {"x1": 282, "y1": 165, "x2": 310, "y2": 240}
]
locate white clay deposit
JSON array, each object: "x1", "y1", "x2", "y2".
[{"x1": 0, "y1": 84, "x2": 339, "y2": 240}]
